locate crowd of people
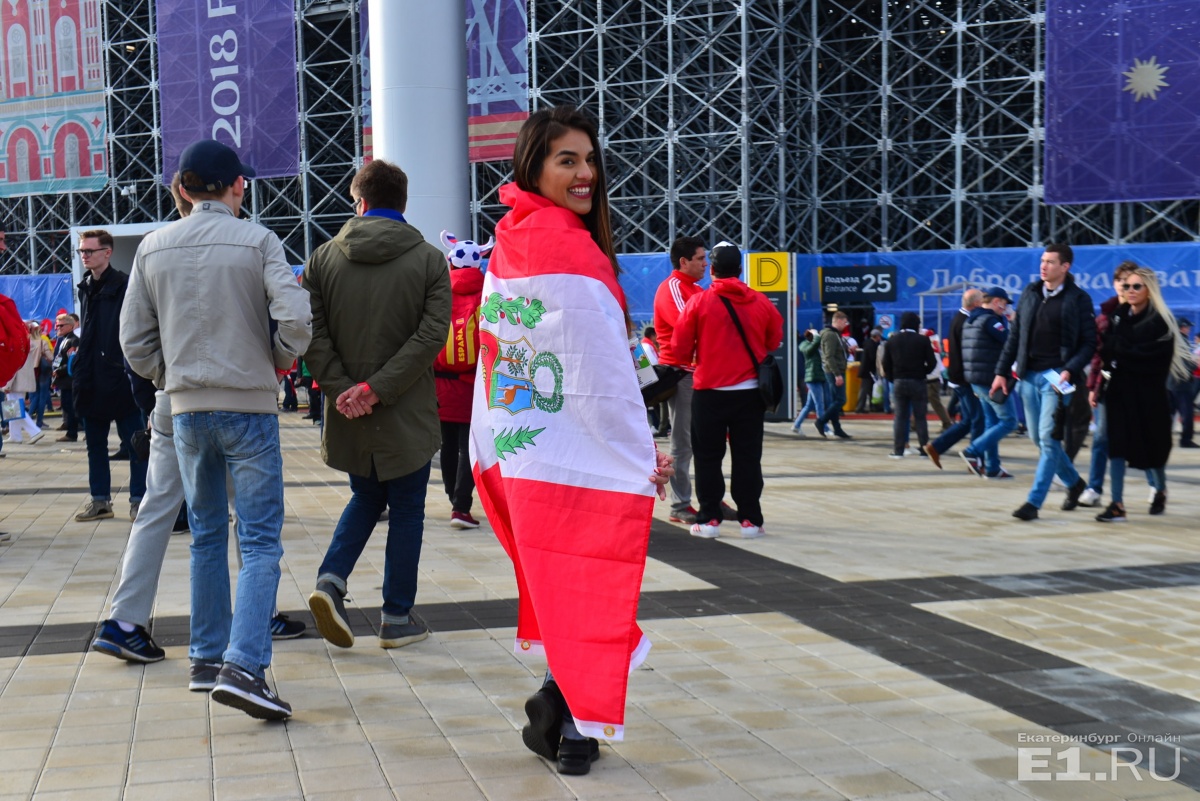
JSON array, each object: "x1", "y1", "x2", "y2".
[
  {"x1": 784, "y1": 244, "x2": 1199, "y2": 522},
  {"x1": 0, "y1": 106, "x2": 1197, "y2": 777}
]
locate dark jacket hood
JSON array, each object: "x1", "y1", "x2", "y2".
[{"x1": 333, "y1": 215, "x2": 430, "y2": 265}]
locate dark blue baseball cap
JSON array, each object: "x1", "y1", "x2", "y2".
[
  {"x1": 179, "y1": 139, "x2": 256, "y2": 193},
  {"x1": 984, "y1": 285, "x2": 1011, "y2": 303}
]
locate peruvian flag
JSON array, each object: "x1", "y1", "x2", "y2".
[{"x1": 470, "y1": 185, "x2": 657, "y2": 741}]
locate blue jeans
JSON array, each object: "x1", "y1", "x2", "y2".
[
  {"x1": 319, "y1": 461, "x2": 431, "y2": 620},
  {"x1": 965, "y1": 384, "x2": 1018, "y2": 475},
  {"x1": 1017, "y1": 372, "x2": 1081, "y2": 508},
  {"x1": 815, "y1": 372, "x2": 846, "y2": 432},
  {"x1": 1087, "y1": 401, "x2": 1109, "y2": 493},
  {"x1": 30, "y1": 373, "x2": 51, "y2": 426},
  {"x1": 930, "y1": 384, "x2": 984, "y2": 455},
  {"x1": 1111, "y1": 460, "x2": 1165, "y2": 506},
  {"x1": 84, "y1": 411, "x2": 147, "y2": 502},
  {"x1": 793, "y1": 381, "x2": 828, "y2": 429},
  {"x1": 877, "y1": 377, "x2": 892, "y2": 413},
  {"x1": 174, "y1": 412, "x2": 284, "y2": 678}
]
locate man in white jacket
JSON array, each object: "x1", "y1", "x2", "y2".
[{"x1": 121, "y1": 139, "x2": 312, "y2": 721}]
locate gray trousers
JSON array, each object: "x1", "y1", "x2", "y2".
[
  {"x1": 109, "y1": 391, "x2": 248, "y2": 628},
  {"x1": 110, "y1": 392, "x2": 185, "y2": 628},
  {"x1": 667, "y1": 372, "x2": 694, "y2": 511}
]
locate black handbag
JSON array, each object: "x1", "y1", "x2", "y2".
[
  {"x1": 719, "y1": 296, "x2": 784, "y2": 413},
  {"x1": 641, "y1": 363, "x2": 686, "y2": 407}
]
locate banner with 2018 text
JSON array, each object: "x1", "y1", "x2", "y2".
[{"x1": 156, "y1": 0, "x2": 300, "y2": 184}]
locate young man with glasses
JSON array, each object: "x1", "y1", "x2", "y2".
[
  {"x1": 73, "y1": 230, "x2": 146, "y2": 521},
  {"x1": 990, "y1": 244, "x2": 1097, "y2": 520}
]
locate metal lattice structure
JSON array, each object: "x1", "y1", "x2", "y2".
[
  {"x1": 0, "y1": 0, "x2": 364, "y2": 275},
  {"x1": 3, "y1": 1, "x2": 1198, "y2": 276}
]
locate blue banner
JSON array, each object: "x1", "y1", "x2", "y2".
[
  {"x1": 157, "y1": 0, "x2": 300, "y2": 183},
  {"x1": 795, "y1": 244, "x2": 1200, "y2": 335},
  {"x1": 0, "y1": 274, "x2": 73, "y2": 323},
  {"x1": 1045, "y1": 1, "x2": 1200, "y2": 204}
]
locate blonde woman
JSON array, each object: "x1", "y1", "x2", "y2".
[
  {"x1": 3, "y1": 321, "x2": 48, "y2": 443},
  {"x1": 1095, "y1": 267, "x2": 1192, "y2": 521}
]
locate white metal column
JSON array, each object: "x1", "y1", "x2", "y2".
[{"x1": 367, "y1": 0, "x2": 469, "y2": 245}]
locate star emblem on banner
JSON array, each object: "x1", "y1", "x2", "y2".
[{"x1": 1123, "y1": 55, "x2": 1169, "y2": 101}]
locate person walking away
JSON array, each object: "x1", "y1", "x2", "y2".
[
  {"x1": 121, "y1": 140, "x2": 312, "y2": 719},
  {"x1": 435, "y1": 230, "x2": 489, "y2": 530},
  {"x1": 792, "y1": 329, "x2": 827, "y2": 434},
  {"x1": 672, "y1": 242, "x2": 783, "y2": 539},
  {"x1": 883, "y1": 312, "x2": 937, "y2": 459},
  {"x1": 303, "y1": 159, "x2": 451, "y2": 652}
]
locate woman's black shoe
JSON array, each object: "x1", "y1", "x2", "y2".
[
  {"x1": 1096, "y1": 502, "x2": 1126, "y2": 523},
  {"x1": 1149, "y1": 491, "x2": 1166, "y2": 516},
  {"x1": 556, "y1": 737, "x2": 599, "y2": 775},
  {"x1": 521, "y1": 682, "x2": 564, "y2": 760}
]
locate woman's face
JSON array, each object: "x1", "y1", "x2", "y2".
[
  {"x1": 536, "y1": 128, "x2": 596, "y2": 216},
  {"x1": 1122, "y1": 275, "x2": 1149, "y2": 307}
]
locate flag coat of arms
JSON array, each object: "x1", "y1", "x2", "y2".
[
  {"x1": 1045, "y1": 0, "x2": 1200, "y2": 204},
  {"x1": 470, "y1": 184, "x2": 656, "y2": 741}
]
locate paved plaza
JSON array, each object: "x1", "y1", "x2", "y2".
[{"x1": 1, "y1": 413, "x2": 1199, "y2": 800}]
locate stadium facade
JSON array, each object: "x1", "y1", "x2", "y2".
[{"x1": 0, "y1": 0, "x2": 1196, "y2": 275}]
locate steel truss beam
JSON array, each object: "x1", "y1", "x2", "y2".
[{"x1": 2, "y1": 2, "x2": 1196, "y2": 278}]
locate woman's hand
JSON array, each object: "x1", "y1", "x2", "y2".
[
  {"x1": 1088, "y1": 389, "x2": 1098, "y2": 409},
  {"x1": 650, "y1": 449, "x2": 674, "y2": 500}
]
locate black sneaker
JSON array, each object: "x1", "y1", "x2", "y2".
[
  {"x1": 557, "y1": 736, "x2": 600, "y2": 775},
  {"x1": 1149, "y1": 491, "x2": 1166, "y2": 516},
  {"x1": 308, "y1": 580, "x2": 353, "y2": 648},
  {"x1": 210, "y1": 663, "x2": 291, "y2": 720},
  {"x1": 522, "y1": 681, "x2": 565, "y2": 760},
  {"x1": 378, "y1": 618, "x2": 429, "y2": 649},
  {"x1": 189, "y1": 659, "x2": 222, "y2": 692},
  {"x1": 90, "y1": 619, "x2": 165, "y2": 664},
  {"x1": 1096, "y1": 502, "x2": 1127, "y2": 523},
  {"x1": 269, "y1": 614, "x2": 306, "y2": 640},
  {"x1": 1061, "y1": 478, "x2": 1088, "y2": 511},
  {"x1": 719, "y1": 501, "x2": 738, "y2": 522},
  {"x1": 833, "y1": 430, "x2": 853, "y2": 440},
  {"x1": 1012, "y1": 502, "x2": 1039, "y2": 521}
]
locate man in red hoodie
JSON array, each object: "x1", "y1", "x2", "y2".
[
  {"x1": 672, "y1": 243, "x2": 783, "y2": 540},
  {"x1": 652, "y1": 235, "x2": 707, "y2": 524}
]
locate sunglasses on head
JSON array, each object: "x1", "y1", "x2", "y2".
[{"x1": 1121, "y1": 282, "x2": 1145, "y2": 291}]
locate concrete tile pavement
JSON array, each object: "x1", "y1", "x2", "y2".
[{"x1": 0, "y1": 415, "x2": 1198, "y2": 799}]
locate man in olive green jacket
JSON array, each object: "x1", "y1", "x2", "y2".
[{"x1": 303, "y1": 160, "x2": 451, "y2": 650}]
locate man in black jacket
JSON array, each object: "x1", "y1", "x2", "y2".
[
  {"x1": 51, "y1": 312, "x2": 80, "y2": 441},
  {"x1": 926, "y1": 288, "x2": 984, "y2": 463},
  {"x1": 883, "y1": 312, "x2": 938, "y2": 459},
  {"x1": 990, "y1": 243, "x2": 1096, "y2": 520},
  {"x1": 854, "y1": 329, "x2": 882, "y2": 412},
  {"x1": 73, "y1": 230, "x2": 146, "y2": 522}
]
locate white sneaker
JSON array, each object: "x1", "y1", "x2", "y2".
[
  {"x1": 1051, "y1": 476, "x2": 1067, "y2": 491},
  {"x1": 888, "y1": 453, "x2": 904, "y2": 459},
  {"x1": 690, "y1": 520, "x2": 720, "y2": 538},
  {"x1": 734, "y1": 521, "x2": 765, "y2": 539},
  {"x1": 27, "y1": 430, "x2": 45, "y2": 445},
  {"x1": 1077, "y1": 488, "x2": 1101, "y2": 507},
  {"x1": 903, "y1": 446, "x2": 920, "y2": 456}
]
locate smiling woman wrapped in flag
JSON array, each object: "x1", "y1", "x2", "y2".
[{"x1": 468, "y1": 106, "x2": 673, "y2": 776}]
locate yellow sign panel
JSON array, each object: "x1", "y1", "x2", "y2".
[{"x1": 747, "y1": 252, "x2": 789, "y2": 292}]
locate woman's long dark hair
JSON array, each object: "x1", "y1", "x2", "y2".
[{"x1": 511, "y1": 106, "x2": 620, "y2": 279}]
